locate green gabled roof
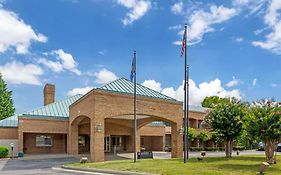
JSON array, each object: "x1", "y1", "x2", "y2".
[
  {"x1": 0, "y1": 115, "x2": 18, "y2": 128},
  {"x1": 22, "y1": 94, "x2": 83, "y2": 118},
  {"x1": 97, "y1": 78, "x2": 178, "y2": 102}
]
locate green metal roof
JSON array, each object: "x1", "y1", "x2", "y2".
[
  {"x1": 97, "y1": 77, "x2": 178, "y2": 102},
  {"x1": 0, "y1": 115, "x2": 18, "y2": 128},
  {"x1": 22, "y1": 94, "x2": 83, "y2": 118}
]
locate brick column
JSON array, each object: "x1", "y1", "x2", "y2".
[
  {"x1": 171, "y1": 122, "x2": 183, "y2": 158},
  {"x1": 68, "y1": 124, "x2": 78, "y2": 154},
  {"x1": 90, "y1": 118, "x2": 104, "y2": 162},
  {"x1": 18, "y1": 131, "x2": 23, "y2": 153}
]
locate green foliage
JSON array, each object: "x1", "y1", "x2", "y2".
[
  {"x1": 205, "y1": 98, "x2": 246, "y2": 142},
  {"x1": 0, "y1": 146, "x2": 9, "y2": 158},
  {"x1": 0, "y1": 74, "x2": 15, "y2": 120},
  {"x1": 179, "y1": 127, "x2": 197, "y2": 141},
  {"x1": 210, "y1": 132, "x2": 223, "y2": 144},
  {"x1": 245, "y1": 102, "x2": 281, "y2": 143},
  {"x1": 236, "y1": 128, "x2": 260, "y2": 150},
  {"x1": 188, "y1": 127, "x2": 197, "y2": 141},
  {"x1": 201, "y1": 96, "x2": 229, "y2": 108},
  {"x1": 197, "y1": 130, "x2": 210, "y2": 142}
]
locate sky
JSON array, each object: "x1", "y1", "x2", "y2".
[{"x1": 0, "y1": 0, "x2": 281, "y2": 114}]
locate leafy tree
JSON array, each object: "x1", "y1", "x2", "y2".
[
  {"x1": 0, "y1": 74, "x2": 15, "y2": 120},
  {"x1": 197, "y1": 130, "x2": 210, "y2": 149},
  {"x1": 201, "y1": 96, "x2": 229, "y2": 108},
  {"x1": 210, "y1": 132, "x2": 223, "y2": 148},
  {"x1": 246, "y1": 100, "x2": 281, "y2": 164},
  {"x1": 205, "y1": 98, "x2": 246, "y2": 157},
  {"x1": 188, "y1": 127, "x2": 197, "y2": 142}
]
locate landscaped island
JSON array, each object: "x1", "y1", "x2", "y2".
[{"x1": 66, "y1": 155, "x2": 281, "y2": 175}]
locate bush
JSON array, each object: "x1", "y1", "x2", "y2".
[{"x1": 0, "y1": 146, "x2": 9, "y2": 158}]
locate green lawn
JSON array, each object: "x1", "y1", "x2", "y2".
[{"x1": 67, "y1": 155, "x2": 281, "y2": 175}]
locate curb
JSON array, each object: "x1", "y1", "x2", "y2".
[{"x1": 61, "y1": 165, "x2": 157, "y2": 175}]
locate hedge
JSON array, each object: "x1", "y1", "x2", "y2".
[
  {"x1": 0, "y1": 146, "x2": 9, "y2": 158},
  {"x1": 189, "y1": 146, "x2": 246, "y2": 152}
]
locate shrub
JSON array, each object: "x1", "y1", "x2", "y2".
[{"x1": 0, "y1": 146, "x2": 9, "y2": 158}]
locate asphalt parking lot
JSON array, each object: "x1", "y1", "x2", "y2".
[{"x1": 0, "y1": 155, "x2": 115, "y2": 175}]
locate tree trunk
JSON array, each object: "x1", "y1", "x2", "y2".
[
  {"x1": 264, "y1": 140, "x2": 276, "y2": 164},
  {"x1": 225, "y1": 140, "x2": 233, "y2": 157}
]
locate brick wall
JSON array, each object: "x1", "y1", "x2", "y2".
[
  {"x1": 0, "y1": 128, "x2": 18, "y2": 139},
  {"x1": 23, "y1": 133, "x2": 66, "y2": 154}
]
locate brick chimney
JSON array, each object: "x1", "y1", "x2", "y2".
[{"x1": 44, "y1": 84, "x2": 55, "y2": 105}]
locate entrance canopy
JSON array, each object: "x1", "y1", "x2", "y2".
[{"x1": 69, "y1": 78, "x2": 184, "y2": 162}]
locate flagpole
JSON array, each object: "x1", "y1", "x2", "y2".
[
  {"x1": 183, "y1": 24, "x2": 189, "y2": 163},
  {"x1": 133, "y1": 50, "x2": 137, "y2": 163}
]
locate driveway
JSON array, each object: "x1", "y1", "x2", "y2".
[{"x1": 0, "y1": 155, "x2": 115, "y2": 175}]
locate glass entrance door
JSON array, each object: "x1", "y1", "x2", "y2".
[{"x1": 104, "y1": 136, "x2": 110, "y2": 152}]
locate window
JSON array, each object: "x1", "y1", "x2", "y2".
[
  {"x1": 36, "y1": 135, "x2": 52, "y2": 147},
  {"x1": 78, "y1": 136, "x2": 86, "y2": 147}
]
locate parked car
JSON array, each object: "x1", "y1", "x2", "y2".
[
  {"x1": 277, "y1": 143, "x2": 281, "y2": 152},
  {"x1": 258, "y1": 142, "x2": 281, "y2": 152},
  {"x1": 258, "y1": 142, "x2": 264, "y2": 151}
]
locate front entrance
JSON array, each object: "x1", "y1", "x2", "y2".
[{"x1": 104, "y1": 135, "x2": 129, "y2": 153}]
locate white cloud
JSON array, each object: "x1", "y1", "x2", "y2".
[
  {"x1": 116, "y1": 0, "x2": 151, "y2": 25},
  {"x1": 53, "y1": 49, "x2": 81, "y2": 75},
  {"x1": 38, "y1": 49, "x2": 81, "y2": 75},
  {"x1": 172, "y1": 41, "x2": 182, "y2": 45},
  {"x1": 171, "y1": 2, "x2": 183, "y2": 15},
  {"x1": 187, "y1": 5, "x2": 237, "y2": 44},
  {"x1": 38, "y1": 58, "x2": 63, "y2": 73},
  {"x1": 0, "y1": 8, "x2": 47, "y2": 54},
  {"x1": 226, "y1": 76, "x2": 240, "y2": 87},
  {"x1": 0, "y1": 61, "x2": 43, "y2": 85},
  {"x1": 67, "y1": 86, "x2": 94, "y2": 96},
  {"x1": 254, "y1": 28, "x2": 264, "y2": 35},
  {"x1": 94, "y1": 68, "x2": 118, "y2": 84},
  {"x1": 141, "y1": 80, "x2": 162, "y2": 92},
  {"x1": 142, "y1": 78, "x2": 242, "y2": 105},
  {"x1": 252, "y1": 78, "x2": 257, "y2": 87},
  {"x1": 252, "y1": 0, "x2": 281, "y2": 54},
  {"x1": 235, "y1": 37, "x2": 244, "y2": 42},
  {"x1": 168, "y1": 25, "x2": 182, "y2": 30}
]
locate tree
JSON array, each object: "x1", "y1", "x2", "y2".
[
  {"x1": 205, "y1": 97, "x2": 246, "y2": 157},
  {"x1": 246, "y1": 100, "x2": 281, "y2": 164},
  {"x1": 197, "y1": 130, "x2": 210, "y2": 149},
  {"x1": 202, "y1": 96, "x2": 229, "y2": 108},
  {"x1": 0, "y1": 74, "x2": 15, "y2": 120},
  {"x1": 210, "y1": 132, "x2": 223, "y2": 148},
  {"x1": 188, "y1": 127, "x2": 197, "y2": 142}
]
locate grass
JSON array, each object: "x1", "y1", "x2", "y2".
[{"x1": 66, "y1": 155, "x2": 281, "y2": 175}]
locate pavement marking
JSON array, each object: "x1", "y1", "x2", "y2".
[{"x1": 52, "y1": 167, "x2": 114, "y2": 175}]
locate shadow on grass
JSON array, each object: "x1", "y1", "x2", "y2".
[{"x1": 216, "y1": 163, "x2": 280, "y2": 175}]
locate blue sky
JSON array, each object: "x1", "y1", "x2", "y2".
[{"x1": 0, "y1": 0, "x2": 281, "y2": 114}]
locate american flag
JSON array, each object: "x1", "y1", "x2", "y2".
[
  {"x1": 130, "y1": 56, "x2": 136, "y2": 82},
  {"x1": 181, "y1": 28, "x2": 187, "y2": 56}
]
